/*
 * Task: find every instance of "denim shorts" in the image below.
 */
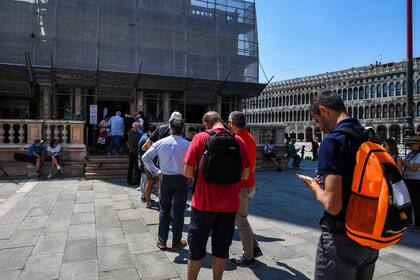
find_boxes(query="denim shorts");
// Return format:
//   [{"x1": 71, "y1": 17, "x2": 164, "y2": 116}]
[{"x1": 188, "y1": 208, "x2": 236, "y2": 260}]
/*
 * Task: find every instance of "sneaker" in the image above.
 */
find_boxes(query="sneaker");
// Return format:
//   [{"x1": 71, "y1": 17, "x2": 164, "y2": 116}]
[
  {"x1": 57, "y1": 165, "x2": 61, "y2": 170},
  {"x1": 156, "y1": 240, "x2": 167, "y2": 250},
  {"x1": 171, "y1": 240, "x2": 187, "y2": 250},
  {"x1": 146, "y1": 203, "x2": 152, "y2": 209},
  {"x1": 230, "y1": 255, "x2": 256, "y2": 267},
  {"x1": 254, "y1": 246, "x2": 263, "y2": 258},
  {"x1": 47, "y1": 173, "x2": 53, "y2": 179},
  {"x1": 140, "y1": 196, "x2": 146, "y2": 203}
]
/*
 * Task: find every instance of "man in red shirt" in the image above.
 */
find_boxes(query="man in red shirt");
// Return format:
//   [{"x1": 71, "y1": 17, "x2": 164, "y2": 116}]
[
  {"x1": 184, "y1": 111, "x2": 250, "y2": 280},
  {"x1": 227, "y1": 111, "x2": 262, "y2": 267}
]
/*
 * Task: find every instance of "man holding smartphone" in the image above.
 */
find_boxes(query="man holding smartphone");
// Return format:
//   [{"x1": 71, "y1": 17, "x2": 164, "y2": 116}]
[{"x1": 299, "y1": 91, "x2": 378, "y2": 280}]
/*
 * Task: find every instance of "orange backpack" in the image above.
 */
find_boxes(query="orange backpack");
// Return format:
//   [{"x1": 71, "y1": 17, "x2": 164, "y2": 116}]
[{"x1": 339, "y1": 127, "x2": 412, "y2": 250}]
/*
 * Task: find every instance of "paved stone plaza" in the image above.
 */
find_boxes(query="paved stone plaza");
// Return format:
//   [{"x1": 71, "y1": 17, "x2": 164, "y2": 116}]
[{"x1": 0, "y1": 161, "x2": 419, "y2": 280}]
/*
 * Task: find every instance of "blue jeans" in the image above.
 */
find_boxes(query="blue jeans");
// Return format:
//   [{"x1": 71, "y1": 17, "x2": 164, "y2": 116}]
[
  {"x1": 158, "y1": 175, "x2": 188, "y2": 244},
  {"x1": 107, "y1": 136, "x2": 122, "y2": 154}
]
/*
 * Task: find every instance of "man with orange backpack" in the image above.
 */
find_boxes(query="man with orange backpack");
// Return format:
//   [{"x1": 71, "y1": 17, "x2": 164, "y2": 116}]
[{"x1": 299, "y1": 91, "x2": 411, "y2": 280}]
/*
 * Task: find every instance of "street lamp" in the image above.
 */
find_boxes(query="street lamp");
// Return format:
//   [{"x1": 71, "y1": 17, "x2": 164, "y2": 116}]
[{"x1": 403, "y1": 0, "x2": 415, "y2": 143}]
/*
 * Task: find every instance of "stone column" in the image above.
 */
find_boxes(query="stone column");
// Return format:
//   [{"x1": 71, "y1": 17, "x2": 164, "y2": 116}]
[
  {"x1": 275, "y1": 127, "x2": 285, "y2": 145},
  {"x1": 386, "y1": 125, "x2": 390, "y2": 139},
  {"x1": 41, "y1": 86, "x2": 52, "y2": 119},
  {"x1": 216, "y1": 95, "x2": 222, "y2": 115},
  {"x1": 74, "y1": 88, "x2": 82, "y2": 116},
  {"x1": 400, "y1": 126, "x2": 404, "y2": 144},
  {"x1": 163, "y1": 92, "x2": 171, "y2": 121},
  {"x1": 129, "y1": 89, "x2": 136, "y2": 115},
  {"x1": 136, "y1": 90, "x2": 144, "y2": 112}
]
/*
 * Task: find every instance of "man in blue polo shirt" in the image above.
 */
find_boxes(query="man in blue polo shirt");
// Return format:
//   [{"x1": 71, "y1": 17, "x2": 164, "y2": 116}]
[
  {"x1": 299, "y1": 91, "x2": 378, "y2": 280},
  {"x1": 28, "y1": 139, "x2": 45, "y2": 177}
]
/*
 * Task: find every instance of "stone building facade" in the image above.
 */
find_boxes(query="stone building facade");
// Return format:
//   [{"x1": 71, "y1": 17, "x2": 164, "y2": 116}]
[{"x1": 244, "y1": 58, "x2": 420, "y2": 144}]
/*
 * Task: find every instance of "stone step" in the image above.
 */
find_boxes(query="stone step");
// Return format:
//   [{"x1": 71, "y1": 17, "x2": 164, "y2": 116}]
[
  {"x1": 87, "y1": 157, "x2": 128, "y2": 163},
  {"x1": 85, "y1": 174, "x2": 127, "y2": 180},
  {"x1": 85, "y1": 170, "x2": 127, "y2": 176},
  {"x1": 85, "y1": 163, "x2": 129, "y2": 169}
]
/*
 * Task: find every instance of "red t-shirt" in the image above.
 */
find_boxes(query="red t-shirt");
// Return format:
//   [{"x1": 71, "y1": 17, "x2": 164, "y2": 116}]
[
  {"x1": 237, "y1": 130, "x2": 256, "y2": 189},
  {"x1": 184, "y1": 128, "x2": 250, "y2": 212}
]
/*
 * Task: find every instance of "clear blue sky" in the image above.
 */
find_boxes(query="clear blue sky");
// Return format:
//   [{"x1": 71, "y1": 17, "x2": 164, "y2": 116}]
[{"x1": 255, "y1": 0, "x2": 420, "y2": 83}]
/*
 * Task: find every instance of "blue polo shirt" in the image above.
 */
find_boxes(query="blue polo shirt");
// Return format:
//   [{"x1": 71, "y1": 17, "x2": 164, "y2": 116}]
[
  {"x1": 28, "y1": 144, "x2": 44, "y2": 160},
  {"x1": 317, "y1": 118, "x2": 365, "y2": 221}
]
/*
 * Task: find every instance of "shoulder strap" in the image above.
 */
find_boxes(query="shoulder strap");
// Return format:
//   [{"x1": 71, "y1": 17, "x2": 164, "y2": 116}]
[
  {"x1": 336, "y1": 126, "x2": 364, "y2": 145},
  {"x1": 205, "y1": 130, "x2": 216, "y2": 136}
]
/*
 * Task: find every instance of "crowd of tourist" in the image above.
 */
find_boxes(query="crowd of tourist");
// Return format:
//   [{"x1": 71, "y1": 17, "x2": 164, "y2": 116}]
[{"x1": 22, "y1": 92, "x2": 420, "y2": 280}]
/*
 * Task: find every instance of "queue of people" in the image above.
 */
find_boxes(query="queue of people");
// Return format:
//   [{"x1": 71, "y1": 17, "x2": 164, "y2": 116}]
[{"x1": 21, "y1": 98, "x2": 420, "y2": 280}]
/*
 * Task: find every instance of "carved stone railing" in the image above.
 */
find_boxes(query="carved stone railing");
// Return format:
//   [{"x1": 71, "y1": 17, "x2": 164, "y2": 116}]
[{"x1": 0, "y1": 119, "x2": 85, "y2": 146}]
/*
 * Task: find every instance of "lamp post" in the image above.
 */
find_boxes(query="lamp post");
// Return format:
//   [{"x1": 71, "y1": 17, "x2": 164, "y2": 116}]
[{"x1": 403, "y1": 0, "x2": 415, "y2": 143}]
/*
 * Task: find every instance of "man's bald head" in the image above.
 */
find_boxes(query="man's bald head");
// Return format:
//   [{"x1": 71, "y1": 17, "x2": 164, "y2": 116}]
[{"x1": 202, "y1": 111, "x2": 222, "y2": 128}]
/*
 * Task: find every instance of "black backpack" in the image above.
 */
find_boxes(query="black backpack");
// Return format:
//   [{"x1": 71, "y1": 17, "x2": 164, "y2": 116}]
[
  {"x1": 14, "y1": 152, "x2": 30, "y2": 162},
  {"x1": 202, "y1": 130, "x2": 242, "y2": 184}
]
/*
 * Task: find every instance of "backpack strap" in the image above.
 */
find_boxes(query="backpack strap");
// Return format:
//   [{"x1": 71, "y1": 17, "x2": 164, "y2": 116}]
[
  {"x1": 205, "y1": 130, "x2": 217, "y2": 136},
  {"x1": 336, "y1": 126, "x2": 365, "y2": 145}
]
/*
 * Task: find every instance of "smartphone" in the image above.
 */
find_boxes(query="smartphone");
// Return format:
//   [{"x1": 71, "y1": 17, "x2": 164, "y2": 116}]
[{"x1": 296, "y1": 173, "x2": 313, "y2": 181}]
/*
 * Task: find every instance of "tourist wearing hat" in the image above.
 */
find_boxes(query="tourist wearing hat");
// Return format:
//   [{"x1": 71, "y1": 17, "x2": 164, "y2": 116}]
[{"x1": 403, "y1": 134, "x2": 420, "y2": 232}]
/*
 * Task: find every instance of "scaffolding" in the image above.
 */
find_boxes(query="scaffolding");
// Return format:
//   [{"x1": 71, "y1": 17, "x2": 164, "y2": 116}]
[{"x1": 0, "y1": 0, "x2": 259, "y2": 83}]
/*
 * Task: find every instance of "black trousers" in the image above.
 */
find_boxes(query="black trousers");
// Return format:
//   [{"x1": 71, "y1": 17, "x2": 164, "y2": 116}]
[
  {"x1": 315, "y1": 232, "x2": 378, "y2": 280},
  {"x1": 405, "y1": 179, "x2": 420, "y2": 227},
  {"x1": 127, "y1": 153, "x2": 139, "y2": 185}
]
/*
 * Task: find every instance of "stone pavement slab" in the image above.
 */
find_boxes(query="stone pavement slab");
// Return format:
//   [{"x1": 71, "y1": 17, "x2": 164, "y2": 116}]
[
  {"x1": 98, "y1": 244, "x2": 135, "y2": 272},
  {"x1": 60, "y1": 259, "x2": 99, "y2": 280},
  {"x1": 0, "y1": 161, "x2": 419, "y2": 279},
  {"x1": 99, "y1": 268, "x2": 140, "y2": 280},
  {"x1": 63, "y1": 238, "x2": 97, "y2": 264},
  {"x1": 19, "y1": 252, "x2": 63, "y2": 280},
  {"x1": 0, "y1": 246, "x2": 33, "y2": 271}
]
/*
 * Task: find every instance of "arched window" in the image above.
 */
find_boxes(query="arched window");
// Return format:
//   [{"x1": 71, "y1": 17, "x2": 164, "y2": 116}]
[
  {"x1": 376, "y1": 84, "x2": 382, "y2": 98},
  {"x1": 383, "y1": 84, "x2": 388, "y2": 97},
  {"x1": 348, "y1": 88, "x2": 352, "y2": 100},
  {"x1": 383, "y1": 104, "x2": 388, "y2": 118},
  {"x1": 371, "y1": 85, "x2": 376, "y2": 98},
  {"x1": 353, "y1": 106, "x2": 358, "y2": 118},
  {"x1": 389, "y1": 82, "x2": 395, "y2": 96},
  {"x1": 359, "y1": 87, "x2": 364, "y2": 99},
  {"x1": 403, "y1": 103, "x2": 406, "y2": 117},
  {"x1": 348, "y1": 107, "x2": 352, "y2": 117},
  {"x1": 365, "y1": 106, "x2": 370, "y2": 119},
  {"x1": 306, "y1": 110, "x2": 309, "y2": 121},
  {"x1": 403, "y1": 81, "x2": 407, "y2": 95},
  {"x1": 396, "y1": 103, "x2": 401, "y2": 117},
  {"x1": 359, "y1": 107, "x2": 364, "y2": 119},
  {"x1": 353, "y1": 87, "x2": 358, "y2": 100},
  {"x1": 306, "y1": 94, "x2": 309, "y2": 104},
  {"x1": 396, "y1": 82, "x2": 401, "y2": 96},
  {"x1": 338, "y1": 89, "x2": 342, "y2": 99},
  {"x1": 389, "y1": 104, "x2": 395, "y2": 117},
  {"x1": 370, "y1": 105, "x2": 376, "y2": 119},
  {"x1": 298, "y1": 95, "x2": 301, "y2": 105},
  {"x1": 310, "y1": 92, "x2": 314, "y2": 102},
  {"x1": 286, "y1": 96, "x2": 289, "y2": 105},
  {"x1": 376, "y1": 105, "x2": 381, "y2": 118},
  {"x1": 365, "y1": 86, "x2": 370, "y2": 99},
  {"x1": 417, "y1": 80, "x2": 420, "y2": 95},
  {"x1": 294, "y1": 95, "x2": 297, "y2": 105},
  {"x1": 293, "y1": 111, "x2": 296, "y2": 121},
  {"x1": 343, "y1": 89, "x2": 347, "y2": 101}
]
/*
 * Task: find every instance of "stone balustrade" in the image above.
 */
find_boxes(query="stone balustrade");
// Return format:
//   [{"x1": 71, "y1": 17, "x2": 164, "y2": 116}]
[{"x1": 0, "y1": 119, "x2": 85, "y2": 147}]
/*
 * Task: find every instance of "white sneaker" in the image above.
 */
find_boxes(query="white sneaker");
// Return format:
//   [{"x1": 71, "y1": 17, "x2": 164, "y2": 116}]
[
  {"x1": 57, "y1": 165, "x2": 61, "y2": 170},
  {"x1": 47, "y1": 174, "x2": 53, "y2": 179}
]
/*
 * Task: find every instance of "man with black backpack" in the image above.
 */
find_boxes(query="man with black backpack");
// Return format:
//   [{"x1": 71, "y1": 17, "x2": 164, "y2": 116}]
[
  {"x1": 299, "y1": 91, "x2": 379, "y2": 280},
  {"x1": 184, "y1": 111, "x2": 250, "y2": 280}
]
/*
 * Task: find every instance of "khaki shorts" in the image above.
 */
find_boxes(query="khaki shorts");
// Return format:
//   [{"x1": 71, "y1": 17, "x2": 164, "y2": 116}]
[{"x1": 145, "y1": 168, "x2": 159, "y2": 182}]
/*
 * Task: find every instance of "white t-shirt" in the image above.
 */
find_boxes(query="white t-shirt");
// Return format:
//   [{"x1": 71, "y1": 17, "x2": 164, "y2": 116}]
[
  {"x1": 47, "y1": 144, "x2": 62, "y2": 156},
  {"x1": 404, "y1": 152, "x2": 420, "y2": 180}
]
